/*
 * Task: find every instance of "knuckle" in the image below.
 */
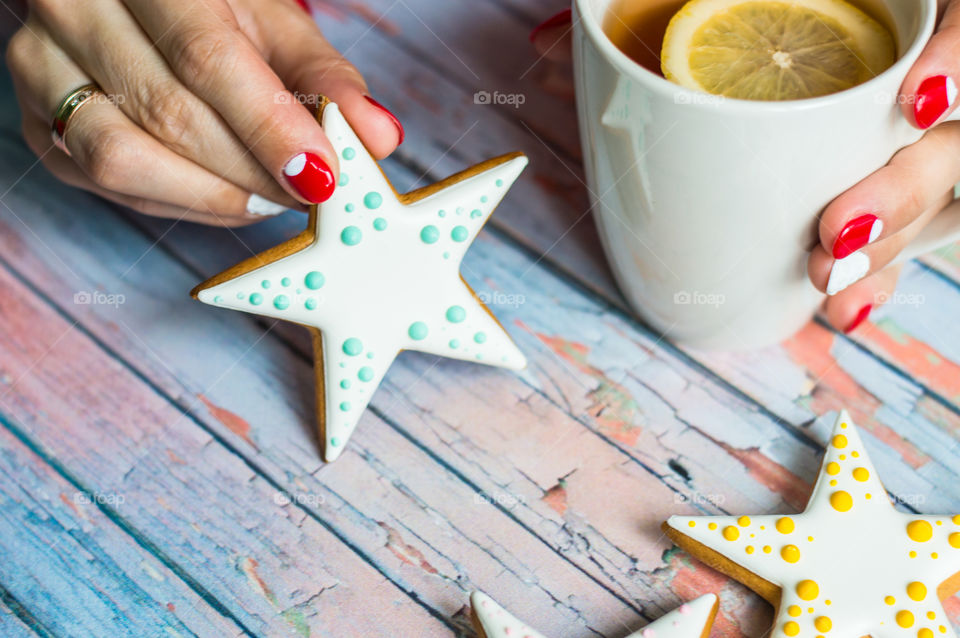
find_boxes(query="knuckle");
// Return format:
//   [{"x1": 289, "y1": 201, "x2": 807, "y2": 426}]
[
  {"x1": 82, "y1": 131, "x2": 137, "y2": 191},
  {"x1": 5, "y1": 28, "x2": 35, "y2": 75},
  {"x1": 136, "y1": 83, "x2": 200, "y2": 151},
  {"x1": 172, "y1": 27, "x2": 240, "y2": 89}
]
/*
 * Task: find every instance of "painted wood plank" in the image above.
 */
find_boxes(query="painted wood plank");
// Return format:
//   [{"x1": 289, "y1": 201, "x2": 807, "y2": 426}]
[
  {"x1": 0, "y1": 598, "x2": 43, "y2": 638},
  {"x1": 0, "y1": 418, "x2": 246, "y2": 637},
  {"x1": 0, "y1": 264, "x2": 452, "y2": 637}
]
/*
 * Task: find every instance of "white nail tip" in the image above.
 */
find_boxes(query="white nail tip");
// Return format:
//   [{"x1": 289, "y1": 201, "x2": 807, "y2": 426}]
[
  {"x1": 868, "y1": 218, "x2": 884, "y2": 244},
  {"x1": 827, "y1": 252, "x2": 870, "y2": 296},
  {"x1": 947, "y1": 76, "x2": 958, "y2": 107},
  {"x1": 283, "y1": 153, "x2": 307, "y2": 177},
  {"x1": 246, "y1": 194, "x2": 288, "y2": 217}
]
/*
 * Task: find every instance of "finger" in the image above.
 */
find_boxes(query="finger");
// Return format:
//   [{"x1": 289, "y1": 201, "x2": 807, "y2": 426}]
[
  {"x1": 823, "y1": 263, "x2": 903, "y2": 334},
  {"x1": 818, "y1": 121, "x2": 960, "y2": 260},
  {"x1": 809, "y1": 190, "x2": 952, "y2": 295},
  {"x1": 250, "y1": 0, "x2": 403, "y2": 159},
  {"x1": 7, "y1": 26, "x2": 258, "y2": 220},
  {"x1": 530, "y1": 9, "x2": 573, "y2": 63},
  {"x1": 900, "y1": 0, "x2": 960, "y2": 128},
  {"x1": 29, "y1": 0, "x2": 299, "y2": 210},
  {"x1": 124, "y1": 0, "x2": 338, "y2": 203}
]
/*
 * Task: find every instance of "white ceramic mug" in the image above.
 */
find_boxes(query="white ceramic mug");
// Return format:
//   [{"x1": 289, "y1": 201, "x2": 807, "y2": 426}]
[{"x1": 573, "y1": 0, "x2": 960, "y2": 349}]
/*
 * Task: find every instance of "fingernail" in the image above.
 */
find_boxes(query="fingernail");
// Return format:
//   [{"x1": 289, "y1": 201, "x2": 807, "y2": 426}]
[
  {"x1": 283, "y1": 152, "x2": 335, "y2": 203},
  {"x1": 914, "y1": 75, "x2": 957, "y2": 129},
  {"x1": 364, "y1": 95, "x2": 405, "y2": 145},
  {"x1": 844, "y1": 304, "x2": 873, "y2": 334},
  {"x1": 833, "y1": 214, "x2": 883, "y2": 259},
  {"x1": 827, "y1": 252, "x2": 870, "y2": 296},
  {"x1": 293, "y1": 0, "x2": 310, "y2": 12},
  {"x1": 529, "y1": 9, "x2": 572, "y2": 43},
  {"x1": 246, "y1": 194, "x2": 288, "y2": 217}
]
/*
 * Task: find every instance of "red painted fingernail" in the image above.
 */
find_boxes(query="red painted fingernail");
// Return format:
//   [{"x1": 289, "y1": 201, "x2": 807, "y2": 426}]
[
  {"x1": 844, "y1": 304, "x2": 873, "y2": 334},
  {"x1": 833, "y1": 214, "x2": 883, "y2": 260},
  {"x1": 293, "y1": 0, "x2": 309, "y2": 12},
  {"x1": 530, "y1": 9, "x2": 572, "y2": 43},
  {"x1": 914, "y1": 75, "x2": 957, "y2": 129},
  {"x1": 283, "y1": 152, "x2": 335, "y2": 203},
  {"x1": 364, "y1": 95, "x2": 404, "y2": 145}
]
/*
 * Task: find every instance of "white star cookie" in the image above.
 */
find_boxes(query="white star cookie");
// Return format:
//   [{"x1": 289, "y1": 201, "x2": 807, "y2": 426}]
[
  {"x1": 469, "y1": 591, "x2": 718, "y2": 638},
  {"x1": 664, "y1": 410, "x2": 960, "y2": 638},
  {"x1": 192, "y1": 99, "x2": 527, "y2": 462}
]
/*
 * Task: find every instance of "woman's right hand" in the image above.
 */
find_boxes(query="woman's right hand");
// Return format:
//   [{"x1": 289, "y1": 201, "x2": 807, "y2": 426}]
[{"x1": 5, "y1": 0, "x2": 404, "y2": 226}]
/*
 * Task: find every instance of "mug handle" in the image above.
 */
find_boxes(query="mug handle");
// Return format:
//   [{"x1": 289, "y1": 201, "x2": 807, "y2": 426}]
[{"x1": 893, "y1": 109, "x2": 960, "y2": 263}]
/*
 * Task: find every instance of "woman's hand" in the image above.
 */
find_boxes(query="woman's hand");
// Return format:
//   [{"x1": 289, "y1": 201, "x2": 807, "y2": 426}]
[
  {"x1": 531, "y1": 1, "x2": 960, "y2": 334},
  {"x1": 5, "y1": 0, "x2": 404, "y2": 226}
]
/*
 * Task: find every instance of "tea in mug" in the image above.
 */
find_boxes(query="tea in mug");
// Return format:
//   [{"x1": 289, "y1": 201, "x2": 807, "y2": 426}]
[{"x1": 604, "y1": 0, "x2": 897, "y2": 100}]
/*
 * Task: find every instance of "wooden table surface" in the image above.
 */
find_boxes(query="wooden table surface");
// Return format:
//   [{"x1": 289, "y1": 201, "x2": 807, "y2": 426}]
[{"x1": 3, "y1": 1, "x2": 960, "y2": 636}]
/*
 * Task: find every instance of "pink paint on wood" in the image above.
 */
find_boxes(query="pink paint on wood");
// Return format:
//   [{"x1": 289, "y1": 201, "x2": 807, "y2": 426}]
[
  {"x1": 198, "y1": 395, "x2": 257, "y2": 449},
  {"x1": 378, "y1": 522, "x2": 438, "y2": 574},
  {"x1": 720, "y1": 443, "x2": 811, "y2": 513}
]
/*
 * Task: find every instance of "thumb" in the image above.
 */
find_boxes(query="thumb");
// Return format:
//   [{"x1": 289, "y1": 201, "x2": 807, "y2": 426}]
[
  {"x1": 256, "y1": 4, "x2": 404, "y2": 159},
  {"x1": 901, "y1": 0, "x2": 960, "y2": 129}
]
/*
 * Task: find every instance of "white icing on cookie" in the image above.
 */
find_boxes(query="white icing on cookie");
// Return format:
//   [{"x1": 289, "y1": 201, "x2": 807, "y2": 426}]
[
  {"x1": 470, "y1": 591, "x2": 717, "y2": 638},
  {"x1": 666, "y1": 410, "x2": 960, "y2": 637},
  {"x1": 196, "y1": 103, "x2": 527, "y2": 461}
]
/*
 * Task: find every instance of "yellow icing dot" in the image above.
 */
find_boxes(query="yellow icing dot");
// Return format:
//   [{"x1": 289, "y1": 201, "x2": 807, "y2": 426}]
[
  {"x1": 796, "y1": 580, "x2": 819, "y2": 601},
  {"x1": 830, "y1": 491, "x2": 853, "y2": 512},
  {"x1": 738, "y1": 516, "x2": 751, "y2": 527},
  {"x1": 829, "y1": 480, "x2": 838, "y2": 487},
  {"x1": 839, "y1": 454, "x2": 847, "y2": 460},
  {"x1": 763, "y1": 546, "x2": 772, "y2": 553},
  {"x1": 927, "y1": 612, "x2": 937, "y2": 620},
  {"x1": 896, "y1": 610, "x2": 915, "y2": 628},
  {"x1": 885, "y1": 596, "x2": 896, "y2": 605},
  {"x1": 784, "y1": 621, "x2": 800, "y2": 637},
  {"x1": 746, "y1": 546, "x2": 755, "y2": 554},
  {"x1": 708, "y1": 522, "x2": 718, "y2": 530},
  {"x1": 841, "y1": 422, "x2": 848, "y2": 429},
  {"x1": 932, "y1": 552, "x2": 939, "y2": 559},
  {"x1": 919, "y1": 629, "x2": 934, "y2": 638},
  {"x1": 907, "y1": 582, "x2": 927, "y2": 601},
  {"x1": 688, "y1": 521, "x2": 696, "y2": 528},
  {"x1": 776, "y1": 517, "x2": 795, "y2": 534},
  {"x1": 941, "y1": 626, "x2": 948, "y2": 634},
  {"x1": 954, "y1": 515, "x2": 960, "y2": 525},
  {"x1": 832, "y1": 434, "x2": 848, "y2": 449},
  {"x1": 723, "y1": 525, "x2": 740, "y2": 541},
  {"x1": 826, "y1": 462, "x2": 841, "y2": 476},
  {"x1": 949, "y1": 532, "x2": 960, "y2": 548},
  {"x1": 910, "y1": 551, "x2": 918, "y2": 558},
  {"x1": 852, "y1": 467, "x2": 869, "y2": 482},
  {"x1": 825, "y1": 600, "x2": 831, "y2": 605},
  {"x1": 814, "y1": 617, "x2": 832, "y2": 632},
  {"x1": 907, "y1": 520, "x2": 934, "y2": 542},
  {"x1": 865, "y1": 494, "x2": 873, "y2": 500},
  {"x1": 937, "y1": 521, "x2": 943, "y2": 526},
  {"x1": 852, "y1": 451, "x2": 860, "y2": 457},
  {"x1": 781, "y1": 545, "x2": 801, "y2": 563},
  {"x1": 787, "y1": 605, "x2": 801, "y2": 617},
  {"x1": 808, "y1": 536, "x2": 814, "y2": 542}
]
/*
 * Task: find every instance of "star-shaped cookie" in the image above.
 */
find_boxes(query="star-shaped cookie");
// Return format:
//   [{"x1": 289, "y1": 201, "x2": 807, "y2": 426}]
[
  {"x1": 470, "y1": 591, "x2": 718, "y2": 638},
  {"x1": 664, "y1": 410, "x2": 960, "y2": 637},
  {"x1": 192, "y1": 99, "x2": 527, "y2": 461}
]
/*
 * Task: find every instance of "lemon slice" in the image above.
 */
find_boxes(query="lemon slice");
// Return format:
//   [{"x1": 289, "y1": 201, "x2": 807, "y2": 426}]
[{"x1": 661, "y1": 0, "x2": 896, "y2": 100}]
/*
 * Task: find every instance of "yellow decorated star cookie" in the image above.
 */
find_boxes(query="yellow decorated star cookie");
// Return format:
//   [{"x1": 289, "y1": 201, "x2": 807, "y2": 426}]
[
  {"x1": 664, "y1": 410, "x2": 960, "y2": 638},
  {"x1": 192, "y1": 99, "x2": 527, "y2": 462},
  {"x1": 470, "y1": 591, "x2": 718, "y2": 638}
]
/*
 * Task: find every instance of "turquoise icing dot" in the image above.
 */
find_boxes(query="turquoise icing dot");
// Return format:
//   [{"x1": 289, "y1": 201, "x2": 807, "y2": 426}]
[
  {"x1": 481, "y1": 195, "x2": 488, "y2": 203},
  {"x1": 345, "y1": 203, "x2": 355, "y2": 213},
  {"x1": 476, "y1": 353, "x2": 483, "y2": 360},
  {"x1": 338, "y1": 173, "x2": 349, "y2": 186},
  {"x1": 342, "y1": 147, "x2": 356, "y2": 160},
  {"x1": 420, "y1": 225, "x2": 439, "y2": 244},
  {"x1": 473, "y1": 332, "x2": 487, "y2": 344},
  {"x1": 364, "y1": 191, "x2": 383, "y2": 209},
  {"x1": 339, "y1": 401, "x2": 351, "y2": 412},
  {"x1": 358, "y1": 366, "x2": 374, "y2": 382},
  {"x1": 213, "y1": 295, "x2": 223, "y2": 304},
  {"x1": 343, "y1": 338, "x2": 363, "y2": 356},
  {"x1": 373, "y1": 217, "x2": 387, "y2": 231},
  {"x1": 449, "y1": 339, "x2": 460, "y2": 349},
  {"x1": 341, "y1": 226, "x2": 362, "y2": 246},
  {"x1": 305, "y1": 271, "x2": 325, "y2": 290},
  {"x1": 445, "y1": 305, "x2": 466, "y2": 323},
  {"x1": 408, "y1": 321, "x2": 428, "y2": 340},
  {"x1": 261, "y1": 280, "x2": 271, "y2": 289},
  {"x1": 456, "y1": 207, "x2": 465, "y2": 215},
  {"x1": 451, "y1": 226, "x2": 468, "y2": 242},
  {"x1": 438, "y1": 209, "x2": 446, "y2": 218},
  {"x1": 340, "y1": 379, "x2": 351, "y2": 389},
  {"x1": 339, "y1": 362, "x2": 345, "y2": 368},
  {"x1": 442, "y1": 252, "x2": 450, "y2": 260},
  {"x1": 305, "y1": 298, "x2": 318, "y2": 310},
  {"x1": 470, "y1": 209, "x2": 482, "y2": 219},
  {"x1": 236, "y1": 292, "x2": 244, "y2": 299},
  {"x1": 366, "y1": 352, "x2": 374, "y2": 359},
  {"x1": 249, "y1": 293, "x2": 263, "y2": 306},
  {"x1": 331, "y1": 437, "x2": 340, "y2": 446},
  {"x1": 281, "y1": 277, "x2": 291, "y2": 287},
  {"x1": 496, "y1": 179, "x2": 504, "y2": 187},
  {"x1": 273, "y1": 295, "x2": 290, "y2": 310}
]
